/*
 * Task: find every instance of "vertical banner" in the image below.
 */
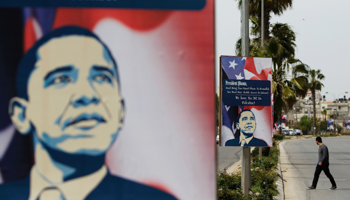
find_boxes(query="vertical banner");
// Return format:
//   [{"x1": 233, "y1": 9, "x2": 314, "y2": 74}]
[
  {"x1": 0, "y1": 1, "x2": 215, "y2": 200},
  {"x1": 220, "y1": 56, "x2": 273, "y2": 147},
  {"x1": 282, "y1": 115, "x2": 287, "y2": 129},
  {"x1": 327, "y1": 119, "x2": 335, "y2": 130},
  {"x1": 345, "y1": 120, "x2": 350, "y2": 130}
]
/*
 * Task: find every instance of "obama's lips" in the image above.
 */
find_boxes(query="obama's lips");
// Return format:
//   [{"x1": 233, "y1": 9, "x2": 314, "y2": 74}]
[{"x1": 62, "y1": 113, "x2": 106, "y2": 131}]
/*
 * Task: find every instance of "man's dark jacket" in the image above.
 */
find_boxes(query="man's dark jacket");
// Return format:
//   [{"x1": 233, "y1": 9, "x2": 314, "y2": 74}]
[
  {"x1": 0, "y1": 172, "x2": 177, "y2": 200},
  {"x1": 225, "y1": 137, "x2": 268, "y2": 147}
]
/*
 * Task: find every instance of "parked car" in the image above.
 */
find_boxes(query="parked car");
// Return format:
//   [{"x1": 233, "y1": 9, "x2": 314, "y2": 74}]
[
  {"x1": 295, "y1": 129, "x2": 302, "y2": 135},
  {"x1": 282, "y1": 129, "x2": 289, "y2": 135},
  {"x1": 288, "y1": 129, "x2": 296, "y2": 136},
  {"x1": 282, "y1": 129, "x2": 295, "y2": 136}
]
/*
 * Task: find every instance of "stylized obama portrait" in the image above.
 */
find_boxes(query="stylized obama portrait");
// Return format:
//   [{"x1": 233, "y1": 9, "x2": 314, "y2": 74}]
[
  {"x1": 0, "y1": 26, "x2": 176, "y2": 200},
  {"x1": 225, "y1": 110, "x2": 268, "y2": 147}
]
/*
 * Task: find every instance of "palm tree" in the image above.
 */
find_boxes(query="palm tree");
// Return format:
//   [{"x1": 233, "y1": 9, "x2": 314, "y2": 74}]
[
  {"x1": 265, "y1": 23, "x2": 296, "y2": 67},
  {"x1": 308, "y1": 69, "x2": 325, "y2": 135},
  {"x1": 273, "y1": 59, "x2": 309, "y2": 134},
  {"x1": 322, "y1": 109, "x2": 327, "y2": 121},
  {"x1": 237, "y1": 22, "x2": 303, "y2": 107},
  {"x1": 236, "y1": 22, "x2": 296, "y2": 61},
  {"x1": 236, "y1": 22, "x2": 308, "y2": 135},
  {"x1": 264, "y1": 25, "x2": 308, "y2": 134},
  {"x1": 237, "y1": 0, "x2": 293, "y2": 42}
]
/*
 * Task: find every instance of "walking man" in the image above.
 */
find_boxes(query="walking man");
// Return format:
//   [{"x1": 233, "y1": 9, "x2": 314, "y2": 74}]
[{"x1": 307, "y1": 137, "x2": 337, "y2": 190}]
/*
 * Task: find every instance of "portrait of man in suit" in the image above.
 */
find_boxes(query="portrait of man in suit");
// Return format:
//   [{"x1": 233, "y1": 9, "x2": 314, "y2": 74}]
[
  {"x1": 225, "y1": 109, "x2": 268, "y2": 147},
  {"x1": 0, "y1": 26, "x2": 176, "y2": 200}
]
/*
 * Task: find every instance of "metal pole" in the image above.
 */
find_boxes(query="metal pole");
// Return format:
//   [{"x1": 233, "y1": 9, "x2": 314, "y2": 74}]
[
  {"x1": 241, "y1": 0, "x2": 249, "y2": 57},
  {"x1": 259, "y1": 0, "x2": 264, "y2": 162},
  {"x1": 241, "y1": 0, "x2": 251, "y2": 196},
  {"x1": 242, "y1": 147, "x2": 251, "y2": 195},
  {"x1": 261, "y1": 0, "x2": 264, "y2": 47}
]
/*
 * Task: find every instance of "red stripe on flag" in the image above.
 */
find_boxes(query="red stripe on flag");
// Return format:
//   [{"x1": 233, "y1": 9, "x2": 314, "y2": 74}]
[
  {"x1": 52, "y1": 9, "x2": 173, "y2": 32},
  {"x1": 244, "y1": 57, "x2": 272, "y2": 80},
  {"x1": 23, "y1": 18, "x2": 37, "y2": 52}
]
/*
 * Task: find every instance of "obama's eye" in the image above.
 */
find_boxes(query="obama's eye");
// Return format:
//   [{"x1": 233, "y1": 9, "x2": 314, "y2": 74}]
[
  {"x1": 52, "y1": 76, "x2": 73, "y2": 84},
  {"x1": 46, "y1": 75, "x2": 73, "y2": 87},
  {"x1": 93, "y1": 74, "x2": 112, "y2": 84},
  {"x1": 44, "y1": 66, "x2": 77, "y2": 88}
]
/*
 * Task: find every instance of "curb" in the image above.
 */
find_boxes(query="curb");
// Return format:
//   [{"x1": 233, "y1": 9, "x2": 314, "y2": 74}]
[
  {"x1": 274, "y1": 141, "x2": 284, "y2": 200},
  {"x1": 225, "y1": 147, "x2": 255, "y2": 174}
]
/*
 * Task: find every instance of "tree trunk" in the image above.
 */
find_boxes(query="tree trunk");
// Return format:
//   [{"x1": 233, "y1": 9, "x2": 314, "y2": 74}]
[
  {"x1": 279, "y1": 114, "x2": 282, "y2": 136},
  {"x1": 263, "y1": 7, "x2": 270, "y2": 42},
  {"x1": 313, "y1": 90, "x2": 317, "y2": 135}
]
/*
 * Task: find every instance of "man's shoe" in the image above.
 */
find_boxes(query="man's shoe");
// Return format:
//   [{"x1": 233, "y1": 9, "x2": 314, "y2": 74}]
[
  {"x1": 306, "y1": 186, "x2": 316, "y2": 190},
  {"x1": 330, "y1": 186, "x2": 337, "y2": 190}
]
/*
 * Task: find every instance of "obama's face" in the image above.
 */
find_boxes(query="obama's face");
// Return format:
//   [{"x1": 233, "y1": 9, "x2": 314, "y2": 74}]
[
  {"x1": 237, "y1": 110, "x2": 256, "y2": 135},
  {"x1": 10, "y1": 35, "x2": 124, "y2": 155}
]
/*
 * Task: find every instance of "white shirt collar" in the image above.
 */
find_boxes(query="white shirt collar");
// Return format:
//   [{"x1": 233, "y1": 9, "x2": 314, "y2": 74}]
[
  {"x1": 29, "y1": 165, "x2": 107, "y2": 200},
  {"x1": 239, "y1": 132, "x2": 253, "y2": 146}
]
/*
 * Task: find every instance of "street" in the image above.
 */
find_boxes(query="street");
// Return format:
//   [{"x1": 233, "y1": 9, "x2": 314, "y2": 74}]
[
  {"x1": 280, "y1": 136, "x2": 350, "y2": 200},
  {"x1": 217, "y1": 146, "x2": 242, "y2": 173}
]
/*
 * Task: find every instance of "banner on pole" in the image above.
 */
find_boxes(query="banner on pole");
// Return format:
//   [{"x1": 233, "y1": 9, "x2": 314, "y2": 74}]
[
  {"x1": 281, "y1": 115, "x2": 287, "y2": 129},
  {"x1": 0, "y1": 1, "x2": 215, "y2": 199},
  {"x1": 220, "y1": 56, "x2": 273, "y2": 147},
  {"x1": 345, "y1": 120, "x2": 350, "y2": 130},
  {"x1": 327, "y1": 119, "x2": 335, "y2": 130}
]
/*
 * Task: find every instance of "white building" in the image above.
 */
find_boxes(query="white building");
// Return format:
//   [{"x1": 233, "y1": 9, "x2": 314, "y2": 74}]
[{"x1": 287, "y1": 91, "x2": 350, "y2": 125}]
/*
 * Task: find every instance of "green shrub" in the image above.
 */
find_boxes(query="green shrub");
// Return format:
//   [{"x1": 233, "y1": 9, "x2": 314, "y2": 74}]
[
  {"x1": 273, "y1": 134, "x2": 284, "y2": 140},
  {"x1": 217, "y1": 170, "x2": 246, "y2": 200},
  {"x1": 217, "y1": 141, "x2": 279, "y2": 199},
  {"x1": 336, "y1": 124, "x2": 343, "y2": 133},
  {"x1": 319, "y1": 121, "x2": 327, "y2": 131},
  {"x1": 251, "y1": 170, "x2": 279, "y2": 199}
]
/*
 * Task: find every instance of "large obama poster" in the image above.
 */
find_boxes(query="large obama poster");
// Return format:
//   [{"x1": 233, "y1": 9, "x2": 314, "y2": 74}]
[
  {"x1": 0, "y1": 1, "x2": 215, "y2": 200},
  {"x1": 220, "y1": 56, "x2": 273, "y2": 147}
]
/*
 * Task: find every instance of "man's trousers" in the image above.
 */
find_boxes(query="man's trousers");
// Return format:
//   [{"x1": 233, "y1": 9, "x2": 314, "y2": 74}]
[{"x1": 312, "y1": 163, "x2": 336, "y2": 188}]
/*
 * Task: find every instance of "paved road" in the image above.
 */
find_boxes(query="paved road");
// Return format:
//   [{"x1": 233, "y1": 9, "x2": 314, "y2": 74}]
[
  {"x1": 280, "y1": 136, "x2": 350, "y2": 200},
  {"x1": 217, "y1": 146, "x2": 242, "y2": 173}
]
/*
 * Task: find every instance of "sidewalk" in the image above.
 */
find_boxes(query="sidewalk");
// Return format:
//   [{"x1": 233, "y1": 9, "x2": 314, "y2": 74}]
[
  {"x1": 279, "y1": 136, "x2": 350, "y2": 200},
  {"x1": 279, "y1": 140, "x2": 308, "y2": 200}
]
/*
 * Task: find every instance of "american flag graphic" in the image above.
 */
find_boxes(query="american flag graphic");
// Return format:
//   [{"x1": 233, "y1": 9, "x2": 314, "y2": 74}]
[
  {"x1": 327, "y1": 119, "x2": 335, "y2": 130},
  {"x1": 345, "y1": 120, "x2": 350, "y2": 130},
  {"x1": 221, "y1": 56, "x2": 273, "y2": 147},
  {"x1": 282, "y1": 115, "x2": 287, "y2": 129}
]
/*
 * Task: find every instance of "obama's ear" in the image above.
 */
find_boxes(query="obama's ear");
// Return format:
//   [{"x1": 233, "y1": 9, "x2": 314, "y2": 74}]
[
  {"x1": 9, "y1": 97, "x2": 31, "y2": 134},
  {"x1": 118, "y1": 98, "x2": 125, "y2": 127},
  {"x1": 235, "y1": 122, "x2": 240, "y2": 130}
]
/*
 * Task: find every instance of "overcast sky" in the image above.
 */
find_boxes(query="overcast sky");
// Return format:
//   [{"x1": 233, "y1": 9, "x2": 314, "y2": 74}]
[{"x1": 216, "y1": 0, "x2": 350, "y2": 101}]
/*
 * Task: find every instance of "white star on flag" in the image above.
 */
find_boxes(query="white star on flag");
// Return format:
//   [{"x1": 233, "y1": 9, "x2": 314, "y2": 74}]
[
  {"x1": 241, "y1": 57, "x2": 246, "y2": 61},
  {"x1": 229, "y1": 60, "x2": 238, "y2": 69},
  {"x1": 235, "y1": 73, "x2": 244, "y2": 80}
]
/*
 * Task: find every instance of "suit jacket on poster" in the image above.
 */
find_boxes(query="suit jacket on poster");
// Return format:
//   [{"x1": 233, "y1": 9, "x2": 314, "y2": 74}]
[
  {"x1": 0, "y1": 173, "x2": 177, "y2": 200},
  {"x1": 225, "y1": 137, "x2": 268, "y2": 147}
]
